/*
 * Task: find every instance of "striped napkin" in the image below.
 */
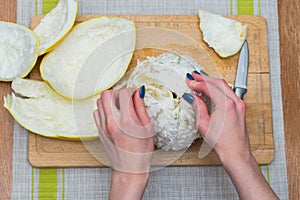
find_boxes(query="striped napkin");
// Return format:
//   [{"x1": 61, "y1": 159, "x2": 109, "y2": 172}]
[{"x1": 13, "y1": 0, "x2": 288, "y2": 199}]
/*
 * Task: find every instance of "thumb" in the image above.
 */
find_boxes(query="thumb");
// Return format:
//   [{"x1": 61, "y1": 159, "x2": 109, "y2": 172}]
[
  {"x1": 182, "y1": 93, "x2": 210, "y2": 137},
  {"x1": 93, "y1": 110, "x2": 101, "y2": 128},
  {"x1": 133, "y1": 85, "x2": 151, "y2": 126}
]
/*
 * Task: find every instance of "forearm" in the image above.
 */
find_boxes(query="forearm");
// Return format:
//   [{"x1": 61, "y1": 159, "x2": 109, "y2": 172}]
[
  {"x1": 221, "y1": 152, "x2": 278, "y2": 200},
  {"x1": 109, "y1": 170, "x2": 149, "y2": 200}
]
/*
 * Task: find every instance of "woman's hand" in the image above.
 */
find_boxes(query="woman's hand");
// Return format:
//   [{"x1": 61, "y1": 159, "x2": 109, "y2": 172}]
[
  {"x1": 183, "y1": 71, "x2": 278, "y2": 200},
  {"x1": 94, "y1": 86, "x2": 154, "y2": 200},
  {"x1": 184, "y1": 72, "x2": 250, "y2": 163}
]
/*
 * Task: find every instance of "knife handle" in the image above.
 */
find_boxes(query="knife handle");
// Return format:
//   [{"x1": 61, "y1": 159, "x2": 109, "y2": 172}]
[{"x1": 235, "y1": 87, "x2": 247, "y2": 99}]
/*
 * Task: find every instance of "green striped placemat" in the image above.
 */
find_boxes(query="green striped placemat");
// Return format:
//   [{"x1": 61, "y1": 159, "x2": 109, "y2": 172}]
[{"x1": 13, "y1": 0, "x2": 288, "y2": 199}]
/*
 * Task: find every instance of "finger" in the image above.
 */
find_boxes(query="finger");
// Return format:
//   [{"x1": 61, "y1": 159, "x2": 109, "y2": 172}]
[
  {"x1": 101, "y1": 90, "x2": 117, "y2": 121},
  {"x1": 191, "y1": 71, "x2": 206, "y2": 81},
  {"x1": 187, "y1": 75, "x2": 234, "y2": 107},
  {"x1": 118, "y1": 88, "x2": 142, "y2": 126},
  {"x1": 117, "y1": 87, "x2": 154, "y2": 138},
  {"x1": 93, "y1": 109, "x2": 108, "y2": 138},
  {"x1": 93, "y1": 109, "x2": 110, "y2": 143},
  {"x1": 222, "y1": 81, "x2": 242, "y2": 102},
  {"x1": 186, "y1": 80, "x2": 211, "y2": 98},
  {"x1": 182, "y1": 93, "x2": 210, "y2": 136},
  {"x1": 191, "y1": 72, "x2": 226, "y2": 87},
  {"x1": 192, "y1": 73, "x2": 241, "y2": 102},
  {"x1": 191, "y1": 72, "x2": 214, "y2": 83},
  {"x1": 133, "y1": 86, "x2": 151, "y2": 126},
  {"x1": 186, "y1": 77, "x2": 225, "y2": 106},
  {"x1": 101, "y1": 90, "x2": 120, "y2": 134},
  {"x1": 206, "y1": 78, "x2": 241, "y2": 102},
  {"x1": 96, "y1": 99, "x2": 107, "y2": 130},
  {"x1": 95, "y1": 98, "x2": 112, "y2": 139},
  {"x1": 191, "y1": 73, "x2": 231, "y2": 93},
  {"x1": 186, "y1": 73, "x2": 212, "y2": 96},
  {"x1": 93, "y1": 110, "x2": 101, "y2": 128},
  {"x1": 193, "y1": 95, "x2": 211, "y2": 137}
]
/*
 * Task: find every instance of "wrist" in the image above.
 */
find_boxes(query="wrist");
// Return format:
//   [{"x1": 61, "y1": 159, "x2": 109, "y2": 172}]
[
  {"x1": 219, "y1": 151, "x2": 279, "y2": 199},
  {"x1": 219, "y1": 149, "x2": 254, "y2": 172},
  {"x1": 112, "y1": 170, "x2": 150, "y2": 185},
  {"x1": 110, "y1": 170, "x2": 150, "y2": 200}
]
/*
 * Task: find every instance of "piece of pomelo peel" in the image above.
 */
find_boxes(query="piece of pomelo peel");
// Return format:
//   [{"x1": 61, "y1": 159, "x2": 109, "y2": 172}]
[
  {"x1": 0, "y1": 21, "x2": 39, "y2": 81},
  {"x1": 199, "y1": 9, "x2": 248, "y2": 58},
  {"x1": 3, "y1": 16, "x2": 136, "y2": 141},
  {"x1": 40, "y1": 16, "x2": 136, "y2": 100},
  {"x1": 3, "y1": 78, "x2": 98, "y2": 140},
  {"x1": 33, "y1": 0, "x2": 78, "y2": 55}
]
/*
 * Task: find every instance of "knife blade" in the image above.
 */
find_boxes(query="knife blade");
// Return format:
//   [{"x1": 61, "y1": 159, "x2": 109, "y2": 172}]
[{"x1": 234, "y1": 41, "x2": 249, "y2": 99}]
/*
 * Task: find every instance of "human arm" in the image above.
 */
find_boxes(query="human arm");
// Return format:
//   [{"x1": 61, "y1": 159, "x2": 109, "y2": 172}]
[
  {"x1": 183, "y1": 72, "x2": 278, "y2": 200},
  {"x1": 93, "y1": 86, "x2": 154, "y2": 200},
  {"x1": 109, "y1": 171, "x2": 150, "y2": 200}
]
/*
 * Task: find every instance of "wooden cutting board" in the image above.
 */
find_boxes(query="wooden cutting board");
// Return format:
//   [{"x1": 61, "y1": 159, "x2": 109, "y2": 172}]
[{"x1": 28, "y1": 15, "x2": 274, "y2": 167}]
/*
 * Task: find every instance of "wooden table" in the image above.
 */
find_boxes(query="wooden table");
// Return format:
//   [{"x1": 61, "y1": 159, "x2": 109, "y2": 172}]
[{"x1": 0, "y1": 1, "x2": 299, "y2": 199}]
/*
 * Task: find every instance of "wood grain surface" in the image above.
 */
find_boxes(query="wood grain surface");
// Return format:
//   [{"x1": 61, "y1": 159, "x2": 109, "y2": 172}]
[
  {"x1": 278, "y1": 0, "x2": 300, "y2": 199},
  {"x1": 0, "y1": 1, "x2": 16, "y2": 199},
  {"x1": 28, "y1": 14, "x2": 274, "y2": 167},
  {"x1": 0, "y1": 1, "x2": 299, "y2": 199}
]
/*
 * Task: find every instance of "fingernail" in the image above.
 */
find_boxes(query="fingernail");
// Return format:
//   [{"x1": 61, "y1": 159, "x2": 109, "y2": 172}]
[
  {"x1": 139, "y1": 85, "x2": 145, "y2": 99},
  {"x1": 182, "y1": 93, "x2": 195, "y2": 104},
  {"x1": 200, "y1": 70, "x2": 209, "y2": 76},
  {"x1": 186, "y1": 73, "x2": 194, "y2": 80},
  {"x1": 193, "y1": 70, "x2": 201, "y2": 75}
]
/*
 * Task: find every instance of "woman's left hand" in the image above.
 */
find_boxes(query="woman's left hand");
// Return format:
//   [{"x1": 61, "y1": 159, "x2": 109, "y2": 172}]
[
  {"x1": 94, "y1": 87, "x2": 154, "y2": 200},
  {"x1": 93, "y1": 87, "x2": 154, "y2": 173}
]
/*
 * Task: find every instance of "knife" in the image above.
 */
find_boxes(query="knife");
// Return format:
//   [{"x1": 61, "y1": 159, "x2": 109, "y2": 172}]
[{"x1": 234, "y1": 41, "x2": 249, "y2": 99}]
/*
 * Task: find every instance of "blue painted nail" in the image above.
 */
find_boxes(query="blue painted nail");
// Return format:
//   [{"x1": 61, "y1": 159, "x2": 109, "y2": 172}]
[
  {"x1": 186, "y1": 73, "x2": 194, "y2": 80},
  {"x1": 139, "y1": 85, "x2": 145, "y2": 99},
  {"x1": 193, "y1": 70, "x2": 201, "y2": 75},
  {"x1": 200, "y1": 70, "x2": 209, "y2": 76},
  {"x1": 182, "y1": 93, "x2": 195, "y2": 104}
]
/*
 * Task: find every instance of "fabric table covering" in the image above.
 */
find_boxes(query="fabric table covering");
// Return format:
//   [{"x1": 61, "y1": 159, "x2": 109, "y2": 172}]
[{"x1": 12, "y1": 0, "x2": 288, "y2": 199}]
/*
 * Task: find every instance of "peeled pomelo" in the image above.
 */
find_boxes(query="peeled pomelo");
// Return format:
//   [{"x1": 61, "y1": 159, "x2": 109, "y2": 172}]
[
  {"x1": 33, "y1": 0, "x2": 78, "y2": 55},
  {"x1": 199, "y1": 9, "x2": 248, "y2": 58},
  {"x1": 115, "y1": 53, "x2": 202, "y2": 151},
  {"x1": 0, "y1": 21, "x2": 39, "y2": 81},
  {"x1": 40, "y1": 16, "x2": 136, "y2": 99},
  {"x1": 3, "y1": 78, "x2": 98, "y2": 140}
]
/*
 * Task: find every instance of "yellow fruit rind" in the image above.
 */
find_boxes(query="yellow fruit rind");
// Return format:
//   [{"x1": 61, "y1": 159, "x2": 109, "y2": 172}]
[
  {"x1": 3, "y1": 94, "x2": 98, "y2": 141},
  {"x1": 40, "y1": 16, "x2": 136, "y2": 100},
  {"x1": 0, "y1": 22, "x2": 40, "y2": 82},
  {"x1": 37, "y1": 0, "x2": 79, "y2": 55}
]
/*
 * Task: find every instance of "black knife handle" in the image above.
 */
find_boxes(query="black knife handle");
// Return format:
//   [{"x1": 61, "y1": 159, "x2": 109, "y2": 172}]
[{"x1": 235, "y1": 87, "x2": 247, "y2": 99}]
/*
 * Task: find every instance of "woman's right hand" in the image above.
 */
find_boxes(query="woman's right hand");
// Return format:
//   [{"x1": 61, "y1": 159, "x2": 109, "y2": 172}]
[
  {"x1": 183, "y1": 71, "x2": 251, "y2": 163},
  {"x1": 183, "y1": 72, "x2": 279, "y2": 199}
]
